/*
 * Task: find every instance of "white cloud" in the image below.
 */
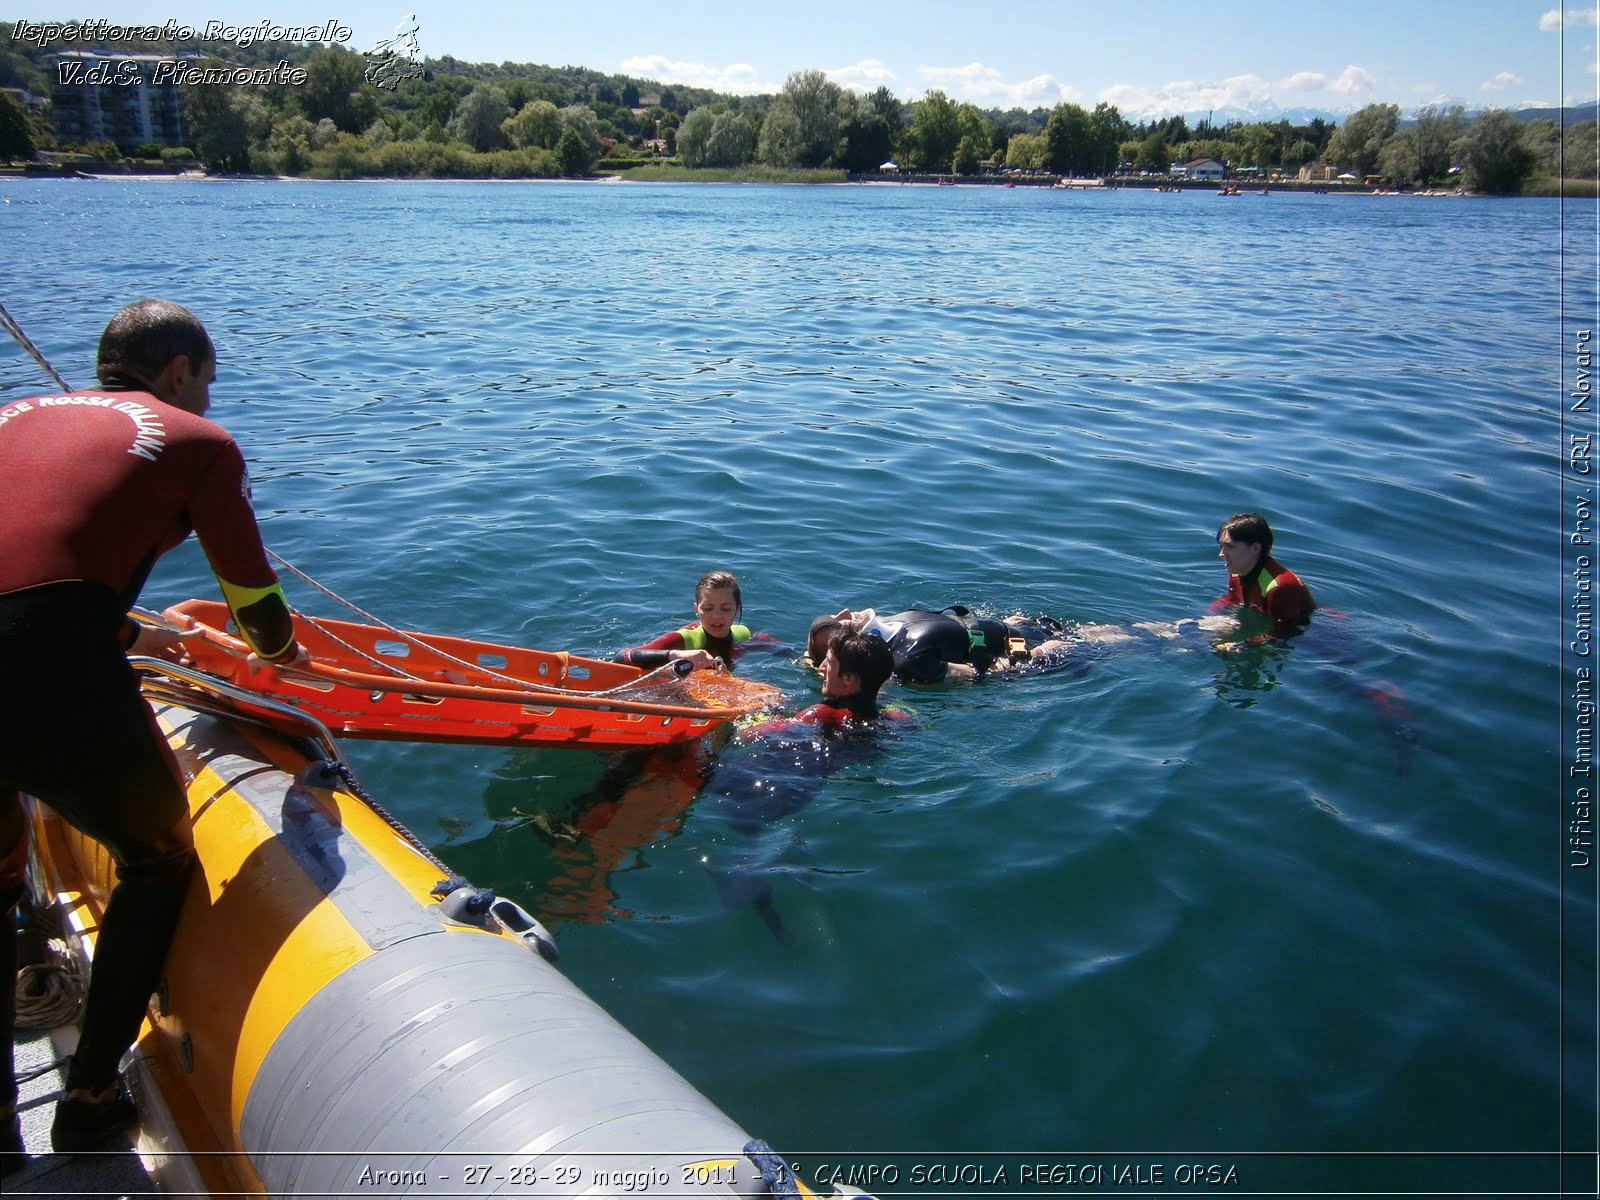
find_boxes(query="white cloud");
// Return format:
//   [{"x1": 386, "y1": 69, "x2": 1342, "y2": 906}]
[
  {"x1": 619, "y1": 54, "x2": 773, "y2": 95},
  {"x1": 1097, "y1": 64, "x2": 1388, "y2": 120},
  {"x1": 1099, "y1": 73, "x2": 1275, "y2": 118},
  {"x1": 825, "y1": 59, "x2": 897, "y2": 92},
  {"x1": 1330, "y1": 65, "x2": 1378, "y2": 96},
  {"x1": 914, "y1": 61, "x2": 1078, "y2": 106},
  {"x1": 1278, "y1": 71, "x2": 1329, "y2": 91},
  {"x1": 1481, "y1": 70, "x2": 1524, "y2": 91},
  {"x1": 1541, "y1": 7, "x2": 1600, "y2": 31}
]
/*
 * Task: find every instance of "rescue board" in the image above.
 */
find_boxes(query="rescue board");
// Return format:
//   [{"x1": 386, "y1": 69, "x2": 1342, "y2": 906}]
[{"x1": 161, "y1": 599, "x2": 781, "y2": 750}]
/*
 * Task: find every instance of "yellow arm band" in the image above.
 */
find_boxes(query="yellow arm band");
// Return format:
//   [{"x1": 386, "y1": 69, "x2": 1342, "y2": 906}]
[{"x1": 217, "y1": 577, "x2": 297, "y2": 660}]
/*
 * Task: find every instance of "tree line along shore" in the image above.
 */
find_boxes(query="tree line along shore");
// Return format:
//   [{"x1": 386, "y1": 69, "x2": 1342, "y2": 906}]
[{"x1": 2, "y1": 30, "x2": 1594, "y2": 195}]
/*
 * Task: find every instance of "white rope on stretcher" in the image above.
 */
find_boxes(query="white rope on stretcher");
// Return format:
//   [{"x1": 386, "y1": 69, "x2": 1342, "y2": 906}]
[{"x1": 264, "y1": 550, "x2": 692, "y2": 698}]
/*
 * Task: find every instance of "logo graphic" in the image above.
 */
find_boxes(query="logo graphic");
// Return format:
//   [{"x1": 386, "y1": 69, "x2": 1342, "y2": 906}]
[{"x1": 364, "y1": 12, "x2": 425, "y2": 90}]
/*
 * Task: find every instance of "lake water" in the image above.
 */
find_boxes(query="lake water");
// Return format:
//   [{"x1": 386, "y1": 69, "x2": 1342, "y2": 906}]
[{"x1": 2, "y1": 177, "x2": 1592, "y2": 1197}]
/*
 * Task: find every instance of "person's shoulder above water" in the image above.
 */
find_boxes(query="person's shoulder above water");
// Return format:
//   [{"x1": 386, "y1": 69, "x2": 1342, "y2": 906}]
[
  {"x1": 617, "y1": 569, "x2": 785, "y2": 670},
  {"x1": 742, "y1": 627, "x2": 896, "y2": 739},
  {"x1": 1211, "y1": 511, "x2": 1315, "y2": 644}
]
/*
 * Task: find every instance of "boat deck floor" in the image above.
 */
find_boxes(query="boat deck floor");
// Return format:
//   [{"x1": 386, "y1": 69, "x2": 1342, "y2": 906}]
[{"x1": 7, "y1": 1025, "x2": 160, "y2": 1194}]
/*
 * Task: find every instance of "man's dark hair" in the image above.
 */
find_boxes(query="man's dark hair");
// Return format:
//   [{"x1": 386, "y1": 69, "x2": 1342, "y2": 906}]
[
  {"x1": 96, "y1": 299, "x2": 214, "y2": 389},
  {"x1": 1217, "y1": 512, "x2": 1274, "y2": 555},
  {"x1": 831, "y1": 629, "x2": 893, "y2": 697}
]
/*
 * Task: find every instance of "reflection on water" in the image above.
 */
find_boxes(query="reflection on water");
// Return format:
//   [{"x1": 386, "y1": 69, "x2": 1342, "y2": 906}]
[{"x1": 0, "y1": 179, "x2": 1578, "y2": 1190}]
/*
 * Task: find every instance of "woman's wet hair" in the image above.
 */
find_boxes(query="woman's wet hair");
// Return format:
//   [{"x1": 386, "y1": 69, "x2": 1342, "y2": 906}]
[{"x1": 695, "y1": 570, "x2": 741, "y2": 615}]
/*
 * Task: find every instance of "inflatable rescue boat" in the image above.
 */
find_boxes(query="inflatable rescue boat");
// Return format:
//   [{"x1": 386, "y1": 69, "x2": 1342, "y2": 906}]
[{"x1": 23, "y1": 659, "x2": 836, "y2": 1198}]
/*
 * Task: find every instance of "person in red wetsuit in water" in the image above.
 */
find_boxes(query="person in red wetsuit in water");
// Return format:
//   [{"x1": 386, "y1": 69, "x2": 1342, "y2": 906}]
[
  {"x1": 704, "y1": 629, "x2": 904, "y2": 940},
  {"x1": 1210, "y1": 512, "x2": 1316, "y2": 644},
  {"x1": 742, "y1": 628, "x2": 899, "y2": 737},
  {"x1": 616, "y1": 570, "x2": 785, "y2": 672},
  {"x1": 1208, "y1": 511, "x2": 1418, "y2": 769},
  {"x1": 0, "y1": 300, "x2": 304, "y2": 1168}
]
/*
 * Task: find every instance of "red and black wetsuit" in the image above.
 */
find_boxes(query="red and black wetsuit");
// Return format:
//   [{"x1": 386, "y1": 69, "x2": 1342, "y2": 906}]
[
  {"x1": 740, "y1": 691, "x2": 893, "y2": 739},
  {"x1": 1210, "y1": 555, "x2": 1316, "y2": 641},
  {"x1": 0, "y1": 383, "x2": 294, "y2": 1101}
]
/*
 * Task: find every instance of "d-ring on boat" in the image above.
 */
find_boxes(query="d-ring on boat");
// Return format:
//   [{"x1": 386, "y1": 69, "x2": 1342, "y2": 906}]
[{"x1": 21, "y1": 655, "x2": 853, "y2": 1198}]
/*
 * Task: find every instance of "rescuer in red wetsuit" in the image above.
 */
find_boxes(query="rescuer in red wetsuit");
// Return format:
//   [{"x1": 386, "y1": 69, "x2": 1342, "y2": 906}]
[
  {"x1": 1209, "y1": 512, "x2": 1316, "y2": 643},
  {"x1": 740, "y1": 629, "x2": 898, "y2": 737},
  {"x1": 0, "y1": 300, "x2": 302, "y2": 1165},
  {"x1": 615, "y1": 570, "x2": 785, "y2": 671}
]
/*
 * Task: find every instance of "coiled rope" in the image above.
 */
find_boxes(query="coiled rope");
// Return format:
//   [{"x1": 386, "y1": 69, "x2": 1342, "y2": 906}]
[{"x1": 15, "y1": 938, "x2": 86, "y2": 1030}]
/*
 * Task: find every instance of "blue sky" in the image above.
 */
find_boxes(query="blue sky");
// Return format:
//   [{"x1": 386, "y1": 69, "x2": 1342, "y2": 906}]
[{"x1": 13, "y1": 1, "x2": 1599, "y2": 116}]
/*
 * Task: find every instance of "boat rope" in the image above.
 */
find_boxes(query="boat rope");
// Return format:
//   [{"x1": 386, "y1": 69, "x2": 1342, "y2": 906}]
[
  {"x1": 15, "y1": 938, "x2": 87, "y2": 1030},
  {"x1": 0, "y1": 301, "x2": 72, "y2": 393},
  {"x1": 295, "y1": 758, "x2": 452, "y2": 874}
]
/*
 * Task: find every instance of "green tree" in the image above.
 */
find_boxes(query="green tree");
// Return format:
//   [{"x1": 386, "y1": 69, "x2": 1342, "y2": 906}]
[
  {"x1": 837, "y1": 86, "x2": 900, "y2": 173},
  {"x1": 298, "y1": 47, "x2": 378, "y2": 134},
  {"x1": 0, "y1": 91, "x2": 34, "y2": 164},
  {"x1": 1135, "y1": 132, "x2": 1170, "y2": 172},
  {"x1": 910, "y1": 90, "x2": 961, "y2": 171},
  {"x1": 1005, "y1": 131, "x2": 1047, "y2": 169},
  {"x1": 558, "y1": 104, "x2": 603, "y2": 168},
  {"x1": 503, "y1": 99, "x2": 561, "y2": 150},
  {"x1": 1564, "y1": 119, "x2": 1598, "y2": 179},
  {"x1": 181, "y1": 71, "x2": 269, "y2": 172},
  {"x1": 1085, "y1": 102, "x2": 1126, "y2": 174},
  {"x1": 1410, "y1": 104, "x2": 1466, "y2": 184},
  {"x1": 449, "y1": 87, "x2": 511, "y2": 152},
  {"x1": 1325, "y1": 102, "x2": 1399, "y2": 176},
  {"x1": 1044, "y1": 102, "x2": 1090, "y2": 174},
  {"x1": 1235, "y1": 122, "x2": 1277, "y2": 170},
  {"x1": 1453, "y1": 109, "x2": 1535, "y2": 194},
  {"x1": 704, "y1": 111, "x2": 755, "y2": 167},
  {"x1": 765, "y1": 69, "x2": 845, "y2": 167},
  {"x1": 312, "y1": 131, "x2": 372, "y2": 179},
  {"x1": 556, "y1": 125, "x2": 591, "y2": 175},
  {"x1": 1520, "y1": 118, "x2": 1562, "y2": 178},
  {"x1": 1283, "y1": 138, "x2": 1317, "y2": 169},
  {"x1": 268, "y1": 114, "x2": 315, "y2": 174},
  {"x1": 676, "y1": 107, "x2": 716, "y2": 167},
  {"x1": 757, "y1": 101, "x2": 803, "y2": 167},
  {"x1": 953, "y1": 134, "x2": 987, "y2": 174},
  {"x1": 1375, "y1": 129, "x2": 1419, "y2": 183}
]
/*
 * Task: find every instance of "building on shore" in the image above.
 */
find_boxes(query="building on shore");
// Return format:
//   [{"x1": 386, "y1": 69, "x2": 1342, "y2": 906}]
[{"x1": 49, "y1": 52, "x2": 195, "y2": 148}]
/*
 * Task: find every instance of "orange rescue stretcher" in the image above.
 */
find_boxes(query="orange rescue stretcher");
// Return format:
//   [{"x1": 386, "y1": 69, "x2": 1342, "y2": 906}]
[{"x1": 158, "y1": 599, "x2": 781, "y2": 750}]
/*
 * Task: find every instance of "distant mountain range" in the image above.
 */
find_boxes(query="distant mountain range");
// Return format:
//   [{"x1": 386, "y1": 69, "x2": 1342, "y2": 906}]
[{"x1": 1173, "y1": 99, "x2": 1599, "y2": 129}]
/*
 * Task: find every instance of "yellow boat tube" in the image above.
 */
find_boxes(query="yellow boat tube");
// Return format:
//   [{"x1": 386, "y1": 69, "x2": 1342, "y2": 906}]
[{"x1": 26, "y1": 662, "x2": 839, "y2": 1198}]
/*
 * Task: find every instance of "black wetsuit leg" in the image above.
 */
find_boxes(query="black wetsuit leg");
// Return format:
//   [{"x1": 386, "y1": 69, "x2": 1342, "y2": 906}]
[{"x1": 0, "y1": 583, "x2": 196, "y2": 1094}]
